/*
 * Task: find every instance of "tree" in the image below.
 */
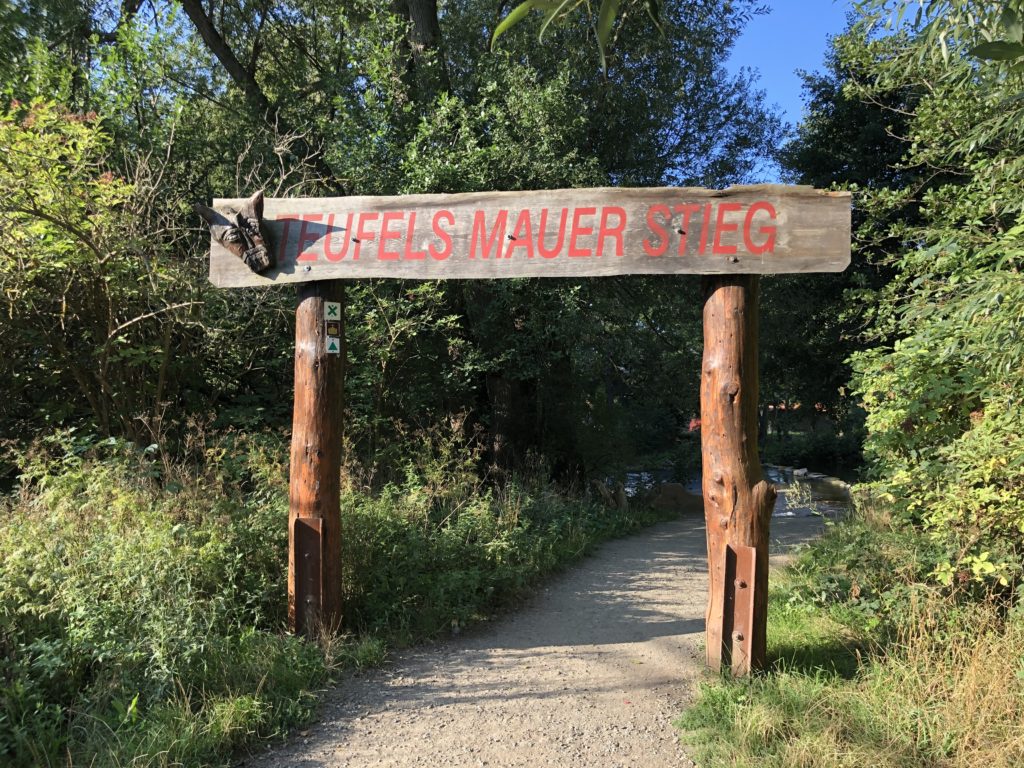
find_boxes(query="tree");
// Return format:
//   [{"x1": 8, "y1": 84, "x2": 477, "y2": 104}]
[
  {"x1": 0, "y1": 0, "x2": 784, "y2": 485},
  {"x1": 834, "y1": 1, "x2": 1024, "y2": 588},
  {"x1": 0, "y1": 101, "x2": 192, "y2": 440},
  {"x1": 757, "y1": 24, "x2": 919, "y2": 464}
]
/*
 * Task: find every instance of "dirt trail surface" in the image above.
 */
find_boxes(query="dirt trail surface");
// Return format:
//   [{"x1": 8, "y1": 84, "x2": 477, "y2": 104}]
[{"x1": 245, "y1": 513, "x2": 823, "y2": 768}]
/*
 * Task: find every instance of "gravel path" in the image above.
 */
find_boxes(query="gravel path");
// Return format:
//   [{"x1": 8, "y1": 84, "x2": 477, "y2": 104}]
[{"x1": 245, "y1": 513, "x2": 824, "y2": 768}]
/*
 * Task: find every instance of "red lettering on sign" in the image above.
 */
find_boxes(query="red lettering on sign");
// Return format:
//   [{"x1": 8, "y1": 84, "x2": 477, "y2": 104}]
[
  {"x1": 744, "y1": 202, "x2": 777, "y2": 254},
  {"x1": 324, "y1": 213, "x2": 353, "y2": 261},
  {"x1": 353, "y1": 212, "x2": 379, "y2": 260},
  {"x1": 568, "y1": 207, "x2": 596, "y2": 257},
  {"x1": 297, "y1": 214, "x2": 323, "y2": 262},
  {"x1": 537, "y1": 208, "x2": 568, "y2": 259},
  {"x1": 597, "y1": 207, "x2": 626, "y2": 257},
  {"x1": 713, "y1": 203, "x2": 742, "y2": 255},
  {"x1": 505, "y1": 209, "x2": 535, "y2": 259},
  {"x1": 699, "y1": 204, "x2": 713, "y2": 255},
  {"x1": 673, "y1": 203, "x2": 701, "y2": 255},
  {"x1": 378, "y1": 211, "x2": 403, "y2": 260},
  {"x1": 471, "y1": 210, "x2": 508, "y2": 259},
  {"x1": 430, "y1": 210, "x2": 454, "y2": 260},
  {"x1": 403, "y1": 212, "x2": 427, "y2": 260},
  {"x1": 643, "y1": 204, "x2": 670, "y2": 256}
]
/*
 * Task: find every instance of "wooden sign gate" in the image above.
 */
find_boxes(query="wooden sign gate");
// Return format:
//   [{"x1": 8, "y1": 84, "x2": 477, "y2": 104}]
[{"x1": 201, "y1": 184, "x2": 851, "y2": 675}]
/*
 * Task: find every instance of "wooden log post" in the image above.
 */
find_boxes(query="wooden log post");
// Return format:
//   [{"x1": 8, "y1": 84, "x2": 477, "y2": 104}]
[
  {"x1": 288, "y1": 281, "x2": 345, "y2": 635},
  {"x1": 700, "y1": 275, "x2": 777, "y2": 675},
  {"x1": 200, "y1": 185, "x2": 849, "y2": 653}
]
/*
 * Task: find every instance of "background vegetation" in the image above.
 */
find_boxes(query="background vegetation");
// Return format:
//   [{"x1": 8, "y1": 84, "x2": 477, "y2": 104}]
[
  {"x1": 2, "y1": 429, "x2": 676, "y2": 765},
  {"x1": 0, "y1": 1, "x2": 791, "y2": 765},
  {"x1": 0, "y1": 0, "x2": 789, "y2": 483},
  {"x1": 3, "y1": 0, "x2": 1022, "y2": 765},
  {"x1": 681, "y1": 3, "x2": 1024, "y2": 765}
]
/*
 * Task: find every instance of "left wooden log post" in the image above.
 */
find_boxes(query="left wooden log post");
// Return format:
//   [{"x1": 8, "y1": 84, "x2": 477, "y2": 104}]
[{"x1": 288, "y1": 280, "x2": 345, "y2": 635}]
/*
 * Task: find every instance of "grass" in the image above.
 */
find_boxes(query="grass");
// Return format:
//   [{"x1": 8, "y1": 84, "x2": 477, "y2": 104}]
[
  {"x1": 0, "y1": 431, "x2": 675, "y2": 767},
  {"x1": 677, "y1": 518, "x2": 1024, "y2": 768}
]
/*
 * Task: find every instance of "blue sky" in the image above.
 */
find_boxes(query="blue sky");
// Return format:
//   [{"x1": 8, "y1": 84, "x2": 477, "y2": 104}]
[{"x1": 727, "y1": 1, "x2": 854, "y2": 128}]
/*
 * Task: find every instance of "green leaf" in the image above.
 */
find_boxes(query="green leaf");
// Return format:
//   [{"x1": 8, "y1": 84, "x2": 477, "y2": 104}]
[
  {"x1": 969, "y1": 40, "x2": 1024, "y2": 61},
  {"x1": 594, "y1": 0, "x2": 621, "y2": 73},
  {"x1": 490, "y1": 1, "x2": 558, "y2": 51},
  {"x1": 596, "y1": 0, "x2": 623, "y2": 63},
  {"x1": 539, "y1": 0, "x2": 576, "y2": 43},
  {"x1": 1001, "y1": 7, "x2": 1023, "y2": 43}
]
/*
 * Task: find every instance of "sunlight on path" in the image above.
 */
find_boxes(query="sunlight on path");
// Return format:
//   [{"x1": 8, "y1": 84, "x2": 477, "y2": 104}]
[{"x1": 246, "y1": 514, "x2": 825, "y2": 768}]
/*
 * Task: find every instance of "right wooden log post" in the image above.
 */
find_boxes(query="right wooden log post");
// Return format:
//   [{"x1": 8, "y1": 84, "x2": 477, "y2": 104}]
[{"x1": 700, "y1": 275, "x2": 777, "y2": 675}]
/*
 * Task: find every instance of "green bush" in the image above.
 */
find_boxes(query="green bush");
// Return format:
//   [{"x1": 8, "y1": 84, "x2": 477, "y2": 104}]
[
  {"x1": 342, "y1": 479, "x2": 669, "y2": 641},
  {"x1": 1, "y1": 431, "x2": 672, "y2": 766},
  {"x1": 854, "y1": 271, "x2": 1024, "y2": 592},
  {"x1": 0, "y1": 434, "x2": 326, "y2": 766}
]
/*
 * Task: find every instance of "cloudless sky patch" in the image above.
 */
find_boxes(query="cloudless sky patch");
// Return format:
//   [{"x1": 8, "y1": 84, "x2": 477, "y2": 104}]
[{"x1": 727, "y1": 1, "x2": 853, "y2": 128}]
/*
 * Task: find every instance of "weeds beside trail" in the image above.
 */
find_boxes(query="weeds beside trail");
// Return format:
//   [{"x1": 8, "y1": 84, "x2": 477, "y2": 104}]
[
  {"x1": 0, "y1": 432, "x2": 673, "y2": 767},
  {"x1": 678, "y1": 507, "x2": 1024, "y2": 768}
]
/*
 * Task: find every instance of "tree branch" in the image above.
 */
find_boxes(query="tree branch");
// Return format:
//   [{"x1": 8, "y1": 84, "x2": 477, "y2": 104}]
[
  {"x1": 178, "y1": 0, "x2": 345, "y2": 190},
  {"x1": 179, "y1": 0, "x2": 274, "y2": 115},
  {"x1": 1, "y1": 204, "x2": 107, "y2": 261},
  {"x1": 96, "y1": 0, "x2": 145, "y2": 43},
  {"x1": 104, "y1": 301, "x2": 200, "y2": 348}
]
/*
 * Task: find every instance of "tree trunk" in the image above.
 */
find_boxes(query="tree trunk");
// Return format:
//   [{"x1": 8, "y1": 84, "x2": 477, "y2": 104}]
[
  {"x1": 406, "y1": 0, "x2": 443, "y2": 54},
  {"x1": 179, "y1": 0, "x2": 341, "y2": 187},
  {"x1": 288, "y1": 281, "x2": 346, "y2": 634},
  {"x1": 700, "y1": 275, "x2": 776, "y2": 675},
  {"x1": 392, "y1": 0, "x2": 450, "y2": 103},
  {"x1": 485, "y1": 372, "x2": 515, "y2": 470}
]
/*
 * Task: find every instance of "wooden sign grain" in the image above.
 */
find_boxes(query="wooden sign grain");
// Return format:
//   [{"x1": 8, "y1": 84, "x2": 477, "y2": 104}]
[{"x1": 208, "y1": 185, "x2": 851, "y2": 287}]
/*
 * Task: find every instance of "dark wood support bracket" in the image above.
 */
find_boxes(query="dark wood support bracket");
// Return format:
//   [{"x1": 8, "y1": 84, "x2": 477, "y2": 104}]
[{"x1": 724, "y1": 544, "x2": 758, "y2": 675}]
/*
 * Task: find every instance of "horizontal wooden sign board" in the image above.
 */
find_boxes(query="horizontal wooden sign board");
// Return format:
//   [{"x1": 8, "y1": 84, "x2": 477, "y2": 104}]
[{"x1": 208, "y1": 185, "x2": 850, "y2": 287}]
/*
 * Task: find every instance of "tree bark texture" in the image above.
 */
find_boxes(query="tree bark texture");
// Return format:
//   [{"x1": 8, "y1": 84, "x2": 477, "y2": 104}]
[
  {"x1": 405, "y1": 0, "x2": 443, "y2": 52},
  {"x1": 700, "y1": 275, "x2": 776, "y2": 674},
  {"x1": 391, "y1": 0, "x2": 450, "y2": 102},
  {"x1": 288, "y1": 281, "x2": 345, "y2": 634}
]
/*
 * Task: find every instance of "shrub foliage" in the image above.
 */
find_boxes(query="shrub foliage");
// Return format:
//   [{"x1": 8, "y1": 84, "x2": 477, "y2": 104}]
[{"x1": 0, "y1": 434, "x2": 671, "y2": 766}]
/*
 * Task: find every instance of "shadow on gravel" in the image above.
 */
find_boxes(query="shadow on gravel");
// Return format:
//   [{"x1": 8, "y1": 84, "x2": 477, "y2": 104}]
[
  {"x1": 243, "y1": 513, "x2": 829, "y2": 767},
  {"x1": 467, "y1": 517, "x2": 709, "y2": 650}
]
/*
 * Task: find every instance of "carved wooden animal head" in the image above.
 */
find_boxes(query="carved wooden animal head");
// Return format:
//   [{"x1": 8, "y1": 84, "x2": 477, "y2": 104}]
[{"x1": 196, "y1": 191, "x2": 274, "y2": 274}]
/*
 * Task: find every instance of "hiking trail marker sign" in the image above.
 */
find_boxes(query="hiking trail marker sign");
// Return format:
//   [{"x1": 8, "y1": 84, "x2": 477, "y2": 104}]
[{"x1": 201, "y1": 184, "x2": 851, "y2": 675}]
